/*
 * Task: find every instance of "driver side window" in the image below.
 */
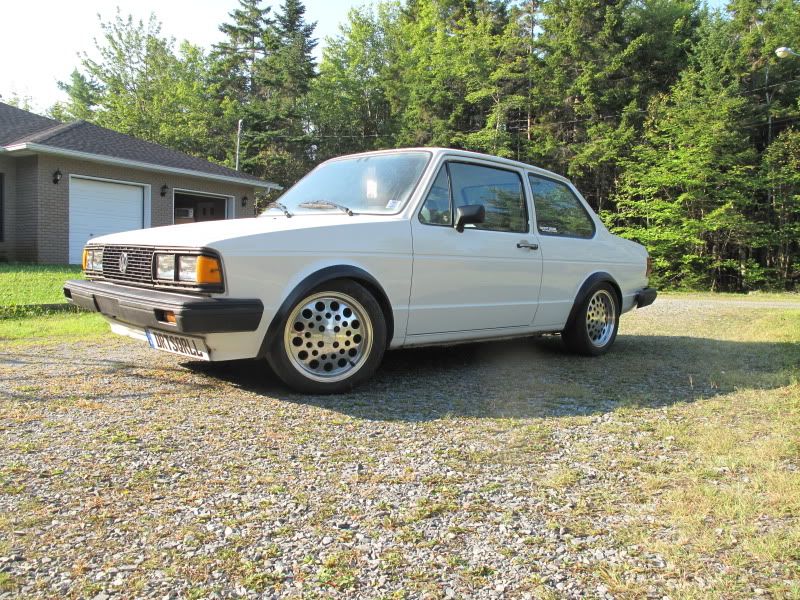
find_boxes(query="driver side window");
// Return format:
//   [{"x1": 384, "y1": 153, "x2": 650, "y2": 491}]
[
  {"x1": 419, "y1": 162, "x2": 528, "y2": 233},
  {"x1": 419, "y1": 166, "x2": 452, "y2": 226}
]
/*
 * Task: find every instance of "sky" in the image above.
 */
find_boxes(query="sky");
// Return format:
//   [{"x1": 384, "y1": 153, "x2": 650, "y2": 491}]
[
  {"x1": 1, "y1": 0, "x2": 376, "y2": 112},
  {"x1": 3, "y1": 0, "x2": 729, "y2": 113}
]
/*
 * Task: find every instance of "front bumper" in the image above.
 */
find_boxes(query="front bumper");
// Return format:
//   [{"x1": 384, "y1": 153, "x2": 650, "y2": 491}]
[
  {"x1": 63, "y1": 280, "x2": 263, "y2": 334},
  {"x1": 636, "y1": 287, "x2": 657, "y2": 308}
]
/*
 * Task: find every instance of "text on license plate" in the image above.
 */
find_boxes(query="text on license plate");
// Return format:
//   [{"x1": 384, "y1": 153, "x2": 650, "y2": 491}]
[{"x1": 145, "y1": 329, "x2": 210, "y2": 360}]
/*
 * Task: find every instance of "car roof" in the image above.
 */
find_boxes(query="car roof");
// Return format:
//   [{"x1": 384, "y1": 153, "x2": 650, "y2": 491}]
[{"x1": 326, "y1": 147, "x2": 573, "y2": 186}]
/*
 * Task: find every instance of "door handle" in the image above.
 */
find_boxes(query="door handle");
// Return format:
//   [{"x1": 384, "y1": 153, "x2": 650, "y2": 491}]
[{"x1": 517, "y1": 241, "x2": 539, "y2": 250}]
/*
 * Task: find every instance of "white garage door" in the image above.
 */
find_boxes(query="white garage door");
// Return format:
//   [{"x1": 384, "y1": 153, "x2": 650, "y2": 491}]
[{"x1": 69, "y1": 178, "x2": 145, "y2": 264}]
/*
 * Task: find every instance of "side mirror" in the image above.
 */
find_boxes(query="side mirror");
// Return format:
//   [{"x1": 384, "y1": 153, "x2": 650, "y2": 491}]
[{"x1": 454, "y1": 204, "x2": 485, "y2": 233}]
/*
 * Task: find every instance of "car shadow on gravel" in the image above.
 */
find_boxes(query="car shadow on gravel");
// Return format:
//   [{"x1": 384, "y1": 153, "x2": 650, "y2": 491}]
[{"x1": 188, "y1": 333, "x2": 799, "y2": 421}]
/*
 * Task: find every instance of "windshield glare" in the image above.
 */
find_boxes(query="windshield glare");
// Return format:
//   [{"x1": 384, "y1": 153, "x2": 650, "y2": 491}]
[{"x1": 262, "y1": 152, "x2": 430, "y2": 215}]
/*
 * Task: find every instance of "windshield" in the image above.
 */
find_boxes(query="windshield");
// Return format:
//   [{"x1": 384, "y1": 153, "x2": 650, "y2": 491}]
[{"x1": 262, "y1": 152, "x2": 430, "y2": 215}]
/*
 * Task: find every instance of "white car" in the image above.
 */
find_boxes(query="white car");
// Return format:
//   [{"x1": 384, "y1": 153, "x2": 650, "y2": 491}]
[{"x1": 65, "y1": 148, "x2": 656, "y2": 393}]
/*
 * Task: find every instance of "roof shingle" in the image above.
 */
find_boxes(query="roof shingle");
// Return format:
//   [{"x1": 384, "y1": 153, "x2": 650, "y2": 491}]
[{"x1": 0, "y1": 102, "x2": 59, "y2": 145}]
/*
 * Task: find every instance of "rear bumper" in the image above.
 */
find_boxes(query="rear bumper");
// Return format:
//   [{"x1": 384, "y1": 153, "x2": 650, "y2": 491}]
[
  {"x1": 63, "y1": 280, "x2": 263, "y2": 334},
  {"x1": 636, "y1": 287, "x2": 658, "y2": 308}
]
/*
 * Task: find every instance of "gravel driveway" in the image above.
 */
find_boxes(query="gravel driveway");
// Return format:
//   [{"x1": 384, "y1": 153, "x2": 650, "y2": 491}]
[{"x1": 1, "y1": 298, "x2": 798, "y2": 599}]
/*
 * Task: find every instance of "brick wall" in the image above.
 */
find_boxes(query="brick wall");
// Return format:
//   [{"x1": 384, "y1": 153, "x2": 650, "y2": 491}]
[
  {"x1": 15, "y1": 156, "x2": 39, "y2": 262},
  {"x1": 0, "y1": 156, "x2": 18, "y2": 261},
  {"x1": 34, "y1": 155, "x2": 259, "y2": 264}
]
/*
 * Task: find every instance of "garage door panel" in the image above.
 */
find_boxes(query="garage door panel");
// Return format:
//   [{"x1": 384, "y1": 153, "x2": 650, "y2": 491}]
[{"x1": 69, "y1": 178, "x2": 144, "y2": 264}]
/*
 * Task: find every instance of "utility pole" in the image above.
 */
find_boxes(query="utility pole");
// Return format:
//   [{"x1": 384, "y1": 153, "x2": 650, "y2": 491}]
[{"x1": 235, "y1": 119, "x2": 243, "y2": 171}]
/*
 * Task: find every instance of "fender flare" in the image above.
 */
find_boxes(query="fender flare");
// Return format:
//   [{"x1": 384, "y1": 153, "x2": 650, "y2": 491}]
[
  {"x1": 258, "y1": 265, "x2": 394, "y2": 358},
  {"x1": 564, "y1": 272, "x2": 622, "y2": 330}
]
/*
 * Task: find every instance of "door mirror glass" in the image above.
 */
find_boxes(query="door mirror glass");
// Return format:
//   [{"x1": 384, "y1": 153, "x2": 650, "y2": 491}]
[{"x1": 455, "y1": 204, "x2": 486, "y2": 232}]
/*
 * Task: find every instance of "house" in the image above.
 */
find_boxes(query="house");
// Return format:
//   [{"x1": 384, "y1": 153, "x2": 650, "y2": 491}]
[{"x1": 0, "y1": 102, "x2": 278, "y2": 264}]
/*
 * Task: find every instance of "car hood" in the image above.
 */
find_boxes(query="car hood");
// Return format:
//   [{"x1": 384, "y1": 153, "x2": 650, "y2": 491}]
[{"x1": 87, "y1": 214, "x2": 396, "y2": 248}]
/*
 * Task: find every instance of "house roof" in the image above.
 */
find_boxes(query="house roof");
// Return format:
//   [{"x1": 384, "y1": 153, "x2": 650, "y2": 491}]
[
  {"x1": 0, "y1": 102, "x2": 278, "y2": 189},
  {"x1": 0, "y1": 102, "x2": 59, "y2": 146}
]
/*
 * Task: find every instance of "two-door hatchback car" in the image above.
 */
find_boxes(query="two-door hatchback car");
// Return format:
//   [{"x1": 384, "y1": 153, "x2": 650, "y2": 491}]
[{"x1": 65, "y1": 148, "x2": 656, "y2": 393}]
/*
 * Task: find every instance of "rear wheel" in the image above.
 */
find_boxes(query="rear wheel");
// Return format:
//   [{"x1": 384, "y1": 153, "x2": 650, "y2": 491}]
[
  {"x1": 267, "y1": 280, "x2": 387, "y2": 393},
  {"x1": 562, "y1": 283, "x2": 619, "y2": 356}
]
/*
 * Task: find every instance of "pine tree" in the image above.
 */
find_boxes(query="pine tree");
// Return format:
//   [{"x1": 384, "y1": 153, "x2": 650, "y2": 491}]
[
  {"x1": 527, "y1": 0, "x2": 699, "y2": 212},
  {"x1": 212, "y1": 0, "x2": 274, "y2": 101},
  {"x1": 251, "y1": 0, "x2": 318, "y2": 186},
  {"x1": 50, "y1": 70, "x2": 100, "y2": 122},
  {"x1": 310, "y1": 5, "x2": 396, "y2": 159},
  {"x1": 612, "y1": 15, "x2": 759, "y2": 290},
  {"x1": 761, "y1": 129, "x2": 800, "y2": 287}
]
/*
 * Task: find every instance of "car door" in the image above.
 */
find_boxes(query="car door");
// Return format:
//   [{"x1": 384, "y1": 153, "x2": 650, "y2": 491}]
[
  {"x1": 406, "y1": 159, "x2": 543, "y2": 336},
  {"x1": 526, "y1": 173, "x2": 606, "y2": 328}
]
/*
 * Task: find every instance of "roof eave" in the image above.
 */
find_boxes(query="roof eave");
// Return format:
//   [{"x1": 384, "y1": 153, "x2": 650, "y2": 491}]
[{"x1": 2, "y1": 142, "x2": 282, "y2": 190}]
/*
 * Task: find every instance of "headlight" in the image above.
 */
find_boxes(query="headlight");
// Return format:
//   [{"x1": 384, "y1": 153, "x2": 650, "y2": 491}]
[
  {"x1": 83, "y1": 248, "x2": 103, "y2": 271},
  {"x1": 178, "y1": 256, "x2": 197, "y2": 282},
  {"x1": 91, "y1": 250, "x2": 104, "y2": 271},
  {"x1": 154, "y1": 253, "x2": 222, "y2": 287},
  {"x1": 155, "y1": 254, "x2": 175, "y2": 280}
]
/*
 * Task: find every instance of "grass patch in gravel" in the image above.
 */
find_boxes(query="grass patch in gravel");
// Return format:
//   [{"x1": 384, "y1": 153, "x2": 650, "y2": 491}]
[{"x1": 610, "y1": 383, "x2": 800, "y2": 597}]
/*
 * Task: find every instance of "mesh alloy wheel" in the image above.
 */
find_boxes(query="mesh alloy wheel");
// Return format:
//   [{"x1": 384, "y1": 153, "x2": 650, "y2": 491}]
[
  {"x1": 585, "y1": 289, "x2": 616, "y2": 348},
  {"x1": 562, "y1": 282, "x2": 620, "y2": 356},
  {"x1": 283, "y1": 291, "x2": 374, "y2": 383}
]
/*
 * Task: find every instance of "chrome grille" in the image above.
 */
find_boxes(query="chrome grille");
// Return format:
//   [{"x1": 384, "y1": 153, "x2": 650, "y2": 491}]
[{"x1": 101, "y1": 246, "x2": 155, "y2": 284}]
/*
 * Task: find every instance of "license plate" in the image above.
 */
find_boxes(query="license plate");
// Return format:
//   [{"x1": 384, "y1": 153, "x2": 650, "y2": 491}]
[{"x1": 145, "y1": 329, "x2": 210, "y2": 360}]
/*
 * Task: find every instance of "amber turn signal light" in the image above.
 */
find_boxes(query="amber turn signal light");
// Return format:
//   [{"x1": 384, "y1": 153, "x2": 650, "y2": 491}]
[
  {"x1": 82, "y1": 248, "x2": 89, "y2": 270},
  {"x1": 196, "y1": 255, "x2": 223, "y2": 285}
]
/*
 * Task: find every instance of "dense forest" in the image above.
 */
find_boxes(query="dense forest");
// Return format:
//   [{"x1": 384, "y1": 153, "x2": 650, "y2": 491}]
[{"x1": 38, "y1": 0, "x2": 800, "y2": 290}]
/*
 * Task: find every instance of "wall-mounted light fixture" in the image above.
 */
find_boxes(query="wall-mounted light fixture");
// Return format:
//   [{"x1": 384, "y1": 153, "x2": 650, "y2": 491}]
[
  {"x1": 160, "y1": 184, "x2": 169, "y2": 197},
  {"x1": 52, "y1": 169, "x2": 62, "y2": 184},
  {"x1": 241, "y1": 195, "x2": 248, "y2": 207}
]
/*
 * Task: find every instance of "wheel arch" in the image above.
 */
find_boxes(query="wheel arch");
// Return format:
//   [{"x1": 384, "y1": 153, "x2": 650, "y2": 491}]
[
  {"x1": 258, "y1": 265, "x2": 394, "y2": 358},
  {"x1": 565, "y1": 272, "x2": 622, "y2": 329}
]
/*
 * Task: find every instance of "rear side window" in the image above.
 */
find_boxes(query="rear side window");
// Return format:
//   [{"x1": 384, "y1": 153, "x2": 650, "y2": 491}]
[
  {"x1": 528, "y1": 174, "x2": 595, "y2": 239},
  {"x1": 449, "y1": 162, "x2": 528, "y2": 233}
]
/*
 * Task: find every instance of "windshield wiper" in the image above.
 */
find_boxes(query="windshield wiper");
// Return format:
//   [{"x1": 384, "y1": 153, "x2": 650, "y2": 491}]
[
  {"x1": 298, "y1": 200, "x2": 355, "y2": 216},
  {"x1": 265, "y1": 201, "x2": 293, "y2": 218}
]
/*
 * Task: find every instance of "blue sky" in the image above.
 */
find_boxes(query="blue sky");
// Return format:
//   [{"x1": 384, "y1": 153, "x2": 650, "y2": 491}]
[{"x1": 3, "y1": 0, "x2": 728, "y2": 112}]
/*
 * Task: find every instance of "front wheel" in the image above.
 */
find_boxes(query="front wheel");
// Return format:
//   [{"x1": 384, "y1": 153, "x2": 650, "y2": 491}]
[
  {"x1": 267, "y1": 280, "x2": 387, "y2": 393},
  {"x1": 562, "y1": 284, "x2": 620, "y2": 356}
]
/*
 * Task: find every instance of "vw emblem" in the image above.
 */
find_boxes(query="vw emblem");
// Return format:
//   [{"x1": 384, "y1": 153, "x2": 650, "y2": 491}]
[{"x1": 119, "y1": 252, "x2": 129, "y2": 274}]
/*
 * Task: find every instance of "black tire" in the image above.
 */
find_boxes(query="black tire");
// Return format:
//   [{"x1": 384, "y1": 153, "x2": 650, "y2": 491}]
[
  {"x1": 266, "y1": 279, "x2": 387, "y2": 394},
  {"x1": 562, "y1": 283, "x2": 620, "y2": 356}
]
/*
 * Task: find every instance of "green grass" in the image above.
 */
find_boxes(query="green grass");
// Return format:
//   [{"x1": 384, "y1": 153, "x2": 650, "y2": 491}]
[
  {"x1": 660, "y1": 290, "x2": 800, "y2": 302},
  {"x1": 0, "y1": 312, "x2": 106, "y2": 343},
  {"x1": 0, "y1": 263, "x2": 83, "y2": 306}
]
